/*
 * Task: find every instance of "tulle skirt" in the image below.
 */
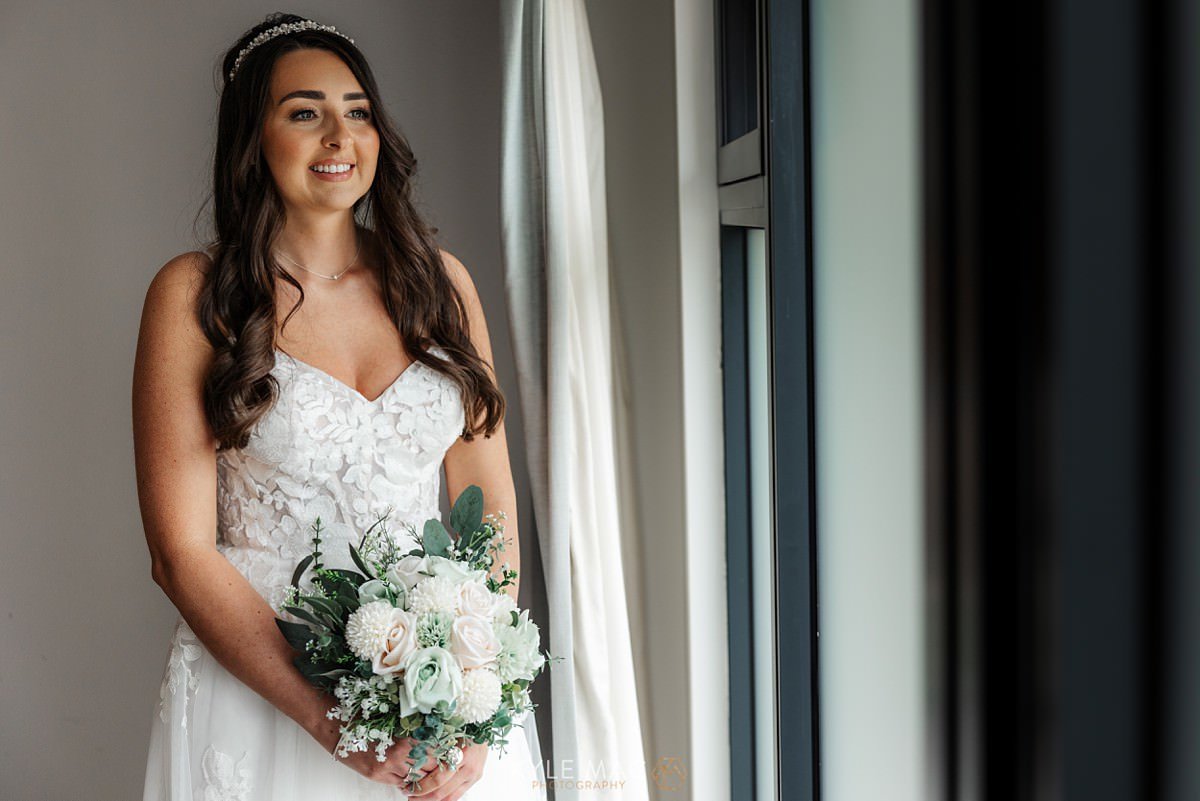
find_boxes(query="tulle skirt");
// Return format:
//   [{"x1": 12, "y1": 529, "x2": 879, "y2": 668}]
[{"x1": 144, "y1": 617, "x2": 547, "y2": 800}]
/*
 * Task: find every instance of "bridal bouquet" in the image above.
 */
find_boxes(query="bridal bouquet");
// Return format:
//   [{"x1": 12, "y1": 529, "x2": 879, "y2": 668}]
[{"x1": 274, "y1": 485, "x2": 550, "y2": 785}]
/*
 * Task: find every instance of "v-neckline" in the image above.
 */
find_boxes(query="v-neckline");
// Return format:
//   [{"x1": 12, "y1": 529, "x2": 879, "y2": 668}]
[{"x1": 275, "y1": 348, "x2": 421, "y2": 405}]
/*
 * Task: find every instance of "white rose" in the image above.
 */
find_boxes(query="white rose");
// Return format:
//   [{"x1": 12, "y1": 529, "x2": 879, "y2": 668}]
[
  {"x1": 372, "y1": 608, "x2": 420, "y2": 675},
  {"x1": 451, "y1": 614, "x2": 501, "y2": 669},
  {"x1": 386, "y1": 555, "x2": 430, "y2": 592},
  {"x1": 458, "y1": 579, "x2": 497, "y2": 619},
  {"x1": 427, "y1": 555, "x2": 487, "y2": 586}
]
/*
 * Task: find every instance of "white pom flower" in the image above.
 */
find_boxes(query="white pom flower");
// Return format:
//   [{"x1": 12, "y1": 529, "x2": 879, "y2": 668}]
[
  {"x1": 491, "y1": 593, "x2": 518, "y2": 623},
  {"x1": 408, "y1": 575, "x2": 459, "y2": 615},
  {"x1": 457, "y1": 668, "x2": 502, "y2": 724},
  {"x1": 345, "y1": 601, "x2": 397, "y2": 662}
]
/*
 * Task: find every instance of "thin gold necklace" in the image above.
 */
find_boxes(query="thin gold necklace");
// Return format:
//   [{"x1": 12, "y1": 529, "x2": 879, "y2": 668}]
[{"x1": 275, "y1": 233, "x2": 362, "y2": 281}]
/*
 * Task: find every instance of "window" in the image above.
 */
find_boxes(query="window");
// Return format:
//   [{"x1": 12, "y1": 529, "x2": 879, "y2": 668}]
[{"x1": 719, "y1": 1, "x2": 816, "y2": 799}]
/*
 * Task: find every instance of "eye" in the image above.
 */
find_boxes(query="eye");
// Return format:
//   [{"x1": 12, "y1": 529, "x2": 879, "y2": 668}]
[{"x1": 288, "y1": 107, "x2": 372, "y2": 122}]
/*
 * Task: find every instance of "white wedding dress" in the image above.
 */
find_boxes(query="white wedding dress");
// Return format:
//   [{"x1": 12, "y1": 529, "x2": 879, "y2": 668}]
[{"x1": 144, "y1": 345, "x2": 547, "y2": 800}]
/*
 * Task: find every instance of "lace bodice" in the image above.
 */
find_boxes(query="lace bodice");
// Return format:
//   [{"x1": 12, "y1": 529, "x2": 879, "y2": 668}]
[{"x1": 215, "y1": 345, "x2": 466, "y2": 610}]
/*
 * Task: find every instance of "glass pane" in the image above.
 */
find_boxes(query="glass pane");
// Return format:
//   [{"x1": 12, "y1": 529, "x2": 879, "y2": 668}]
[
  {"x1": 746, "y1": 228, "x2": 778, "y2": 801},
  {"x1": 721, "y1": 0, "x2": 759, "y2": 145}
]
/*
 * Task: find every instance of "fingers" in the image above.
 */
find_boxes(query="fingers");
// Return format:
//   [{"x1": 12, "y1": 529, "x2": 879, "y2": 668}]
[
  {"x1": 401, "y1": 762, "x2": 436, "y2": 793},
  {"x1": 405, "y1": 766, "x2": 468, "y2": 801},
  {"x1": 401, "y1": 760, "x2": 446, "y2": 796},
  {"x1": 393, "y1": 739, "x2": 434, "y2": 777},
  {"x1": 444, "y1": 785, "x2": 472, "y2": 801},
  {"x1": 403, "y1": 763, "x2": 448, "y2": 798}
]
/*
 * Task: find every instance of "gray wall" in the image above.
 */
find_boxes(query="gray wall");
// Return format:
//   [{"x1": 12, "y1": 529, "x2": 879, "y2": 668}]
[{"x1": 0, "y1": 3, "x2": 549, "y2": 798}]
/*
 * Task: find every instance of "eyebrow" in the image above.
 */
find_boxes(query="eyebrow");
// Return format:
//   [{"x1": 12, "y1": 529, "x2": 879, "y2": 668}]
[{"x1": 277, "y1": 90, "x2": 368, "y2": 105}]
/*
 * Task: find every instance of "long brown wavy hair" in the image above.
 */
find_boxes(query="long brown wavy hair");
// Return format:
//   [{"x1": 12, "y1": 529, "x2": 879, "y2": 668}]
[{"x1": 196, "y1": 12, "x2": 504, "y2": 451}]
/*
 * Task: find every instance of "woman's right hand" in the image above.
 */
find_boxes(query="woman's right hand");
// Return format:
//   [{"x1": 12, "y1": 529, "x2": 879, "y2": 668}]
[
  {"x1": 334, "y1": 736, "x2": 437, "y2": 789},
  {"x1": 306, "y1": 709, "x2": 435, "y2": 789}
]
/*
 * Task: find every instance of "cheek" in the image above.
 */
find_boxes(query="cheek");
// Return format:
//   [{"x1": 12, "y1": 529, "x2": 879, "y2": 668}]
[
  {"x1": 359, "y1": 129, "x2": 381, "y2": 161},
  {"x1": 261, "y1": 125, "x2": 308, "y2": 169}
]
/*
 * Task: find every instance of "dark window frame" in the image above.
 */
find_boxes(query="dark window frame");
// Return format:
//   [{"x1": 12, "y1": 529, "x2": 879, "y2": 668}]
[{"x1": 718, "y1": 0, "x2": 818, "y2": 799}]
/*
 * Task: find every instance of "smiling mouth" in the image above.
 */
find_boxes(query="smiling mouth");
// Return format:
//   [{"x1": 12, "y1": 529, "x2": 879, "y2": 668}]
[{"x1": 309, "y1": 163, "x2": 355, "y2": 174}]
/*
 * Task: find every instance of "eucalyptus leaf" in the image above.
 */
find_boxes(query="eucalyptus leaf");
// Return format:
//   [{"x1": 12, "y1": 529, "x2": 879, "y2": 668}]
[
  {"x1": 333, "y1": 586, "x2": 359, "y2": 612},
  {"x1": 423, "y1": 519, "x2": 453, "y2": 557},
  {"x1": 314, "y1": 667, "x2": 353, "y2": 680},
  {"x1": 290, "y1": 554, "x2": 314, "y2": 590},
  {"x1": 450, "y1": 484, "x2": 484, "y2": 538},
  {"x1": 298, "y1": 660, "x2": 338, "y2": 681},
  {"x1": 348, "y1": 543, "x2": 375, "y2": 579},
  {"x1": 275, "y1": 618, "x2": 314, "y2": 652},
  {"x1": 282, "y1": 605, "x2": 328, "y2": 630},
  {"x1": 301, "y1": 595, "x2": 344, "y2": 624}
]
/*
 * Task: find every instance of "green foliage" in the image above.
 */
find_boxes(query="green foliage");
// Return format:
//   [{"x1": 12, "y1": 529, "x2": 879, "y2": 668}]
[
  {"x1": 275, "y1": 618, "x2": 312, "y2": 651},
  {"x1": 309, "y1": 517, "x2": 325, "y2": 571},
  {"x1": 324, "y1": 568, "x2": 367, "y2": 588},
  {"x1": 281, "y1": 605, "x2": 327, "y2": 630},
  {"x1": 450, "y1": 485, "x2": 483, "y2": 541},
  {"x1": 348, "y1": 543, "x2": 375, "y2": 579},
  {"x1": 290, "y1": 554, "x2": 314, "y2": 591},
  {"x1": 422, "y1": 519, "x2": 453, "y2": 557}
]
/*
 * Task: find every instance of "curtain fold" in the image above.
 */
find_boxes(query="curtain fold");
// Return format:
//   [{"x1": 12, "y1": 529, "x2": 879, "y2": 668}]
[{"x1": 500, "y1": 1, "x2": 650, "y2": 799}]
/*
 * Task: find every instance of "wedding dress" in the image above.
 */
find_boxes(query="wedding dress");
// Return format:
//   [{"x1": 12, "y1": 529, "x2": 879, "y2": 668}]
[{"x1": 144, "y1": 345, "x2": 547, "y2": 800}]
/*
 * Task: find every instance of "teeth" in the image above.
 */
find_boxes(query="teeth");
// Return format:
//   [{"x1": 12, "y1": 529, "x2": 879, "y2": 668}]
[{"x1": 310, "y1": 163, "x2": 353, "y2": 173}]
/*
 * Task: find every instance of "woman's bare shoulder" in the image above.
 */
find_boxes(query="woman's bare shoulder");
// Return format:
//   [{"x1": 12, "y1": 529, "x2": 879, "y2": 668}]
[
  {"x1": 137, "y1": 251, "x2": 215, "y2": 366},
  {"x1": 151, "y1": 250, "x2": 212, "y2": 289}
]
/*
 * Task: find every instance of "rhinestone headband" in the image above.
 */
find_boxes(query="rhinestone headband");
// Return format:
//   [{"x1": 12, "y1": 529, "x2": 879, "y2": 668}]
[{"x1": 227, "y1": 19, "x2": 355, "y2": 82}]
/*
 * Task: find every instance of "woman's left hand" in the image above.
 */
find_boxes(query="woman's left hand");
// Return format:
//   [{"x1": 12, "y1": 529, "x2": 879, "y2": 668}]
[{"x1": 403, "y1": 740, "x2": 488, "y2": 801}]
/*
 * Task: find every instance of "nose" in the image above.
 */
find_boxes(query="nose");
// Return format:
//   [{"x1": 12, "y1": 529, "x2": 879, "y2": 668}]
[{"x1": 322, "y1": 115, "x2": 353, "y2": 150}]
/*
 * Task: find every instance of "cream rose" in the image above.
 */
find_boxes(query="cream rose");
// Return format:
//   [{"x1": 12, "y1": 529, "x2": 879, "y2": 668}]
[
  {"x1": 458, "y1": 579, "x2": 497, "y2": 619},
  {"x1": 451, "y1": 614, "x2": 501, "y2": 669},
  {"x1": 372, "y1": 608, "x2": 419, "y2": 675}
]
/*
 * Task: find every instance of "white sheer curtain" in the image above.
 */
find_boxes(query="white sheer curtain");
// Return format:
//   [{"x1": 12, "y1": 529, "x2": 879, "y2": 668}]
[{"x1": 500, "y1": 1, "x2": 650, "y2": 799}]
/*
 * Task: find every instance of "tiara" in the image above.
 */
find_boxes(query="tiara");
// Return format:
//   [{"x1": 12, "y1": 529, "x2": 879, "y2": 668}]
[{"x1": 228, "y1": 19, "x2": 356, "y2": 82}]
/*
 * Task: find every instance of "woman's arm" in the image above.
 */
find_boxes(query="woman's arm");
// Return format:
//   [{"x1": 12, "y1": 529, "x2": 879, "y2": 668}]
[
  {"x1": 439, "y1": 250, "x2": 521, "y2": 603},
  {"x1": 132, "y1": 253, "x2": 341, "y2": 753}
]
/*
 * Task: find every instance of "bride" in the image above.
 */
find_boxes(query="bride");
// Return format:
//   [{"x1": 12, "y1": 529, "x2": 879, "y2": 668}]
[{"x1": 133, "y1": 13, "x2": 545, "y2": 800}]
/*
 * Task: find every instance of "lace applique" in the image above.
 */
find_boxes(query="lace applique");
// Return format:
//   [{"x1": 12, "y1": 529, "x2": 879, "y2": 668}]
[
  {"x1": 201, "y1": 745, "x2": 253, "y2": 801},
  {"x1": 159, "y1": 619, "x2": 202, "y2": 728},
  {"x1": 214, "y1": 346, "x2": 464, "y2": 610}
]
